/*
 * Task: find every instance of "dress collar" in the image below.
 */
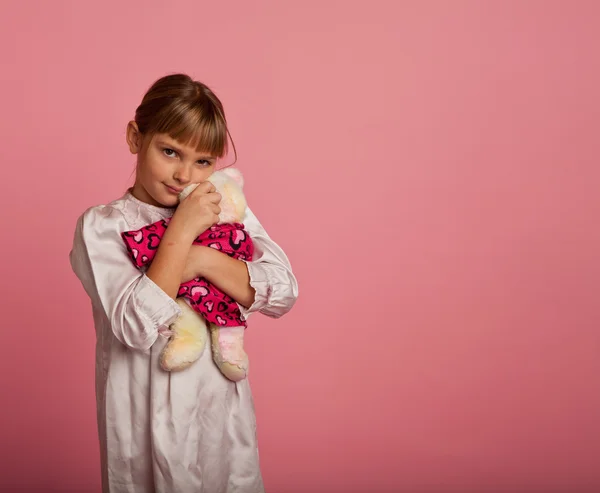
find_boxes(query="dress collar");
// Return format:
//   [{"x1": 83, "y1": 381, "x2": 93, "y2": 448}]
[{"x1": 124, "y1": 188, "x2": 175, "y2": 219}]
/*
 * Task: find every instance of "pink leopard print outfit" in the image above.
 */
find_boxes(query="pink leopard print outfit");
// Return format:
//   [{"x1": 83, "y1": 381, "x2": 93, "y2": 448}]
[{"x1": 121, "y1": 218, "x2": 254, "y2": 327}]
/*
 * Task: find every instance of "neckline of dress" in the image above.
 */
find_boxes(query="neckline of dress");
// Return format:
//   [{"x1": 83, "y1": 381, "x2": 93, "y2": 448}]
[{"x1": 124, "y1": 189, "x2": 175, "y2": 218}]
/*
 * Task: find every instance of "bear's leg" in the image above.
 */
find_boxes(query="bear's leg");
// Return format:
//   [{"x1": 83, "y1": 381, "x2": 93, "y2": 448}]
[
  {"x1": 209, "y1": 325, "x2": 249, "y2": 382},
  {"x1": 159, "y1": 299, "x2": 207, "y2": 371}
]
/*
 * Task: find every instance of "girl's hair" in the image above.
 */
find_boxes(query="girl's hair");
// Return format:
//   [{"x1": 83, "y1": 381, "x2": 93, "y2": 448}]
[{"x1": 134, "y1": 73, "x2": 236, "y2": 163}]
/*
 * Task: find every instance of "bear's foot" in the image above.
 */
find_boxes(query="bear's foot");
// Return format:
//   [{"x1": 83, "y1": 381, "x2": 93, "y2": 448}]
[
  {"x1": 160, "y1": 299, "x2": 207, "y2": 371},
  {"x1": 210, "y1": 325, "x2": 249, "y2": 382}
]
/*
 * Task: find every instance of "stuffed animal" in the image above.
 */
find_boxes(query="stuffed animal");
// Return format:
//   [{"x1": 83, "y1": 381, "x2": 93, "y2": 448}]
[{"x1": 121, "y1": 168, "x2": 254, "y2": 382}]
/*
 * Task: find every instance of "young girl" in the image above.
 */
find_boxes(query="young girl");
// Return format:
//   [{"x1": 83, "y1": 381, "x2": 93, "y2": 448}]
[{"x1": 70, "y1": 73, "x2": 298, "y2": 493}]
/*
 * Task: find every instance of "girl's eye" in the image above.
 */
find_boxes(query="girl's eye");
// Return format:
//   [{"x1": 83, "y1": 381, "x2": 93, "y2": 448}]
[
  {"x1": 197, "y1": 160, "x2": 212, "y2": 167},
  {"x1": 163, "y1": 148, "x2": 177, "y2": 157}
]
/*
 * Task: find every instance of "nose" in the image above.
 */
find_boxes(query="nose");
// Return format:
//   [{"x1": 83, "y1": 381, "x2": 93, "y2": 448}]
[{"x1": 173, "y1": 163, "x2": 191, "y2": 184}]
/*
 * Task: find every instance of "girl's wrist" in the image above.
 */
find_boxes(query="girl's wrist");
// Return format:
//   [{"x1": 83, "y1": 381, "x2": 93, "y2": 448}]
[
  {"x1": 182, "y1": 245, "x2": 213, "y2": 282},
  {"x1": 165, "y1": 216, "x2": 196, "y2": 245},
  {"x1": 190, "y1": 245, "x2": 213, "y2": 275}
]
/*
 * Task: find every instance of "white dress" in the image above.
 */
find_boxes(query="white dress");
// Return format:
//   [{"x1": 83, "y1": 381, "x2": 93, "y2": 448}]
[{"x1": 69, "y1": 191, "x2": 298, "y2": 493}]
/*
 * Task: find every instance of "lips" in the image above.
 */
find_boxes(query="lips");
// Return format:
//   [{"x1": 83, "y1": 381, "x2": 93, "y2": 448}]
[{"x1": 165, "y1": 184, "x2": 183, "y2": 194}]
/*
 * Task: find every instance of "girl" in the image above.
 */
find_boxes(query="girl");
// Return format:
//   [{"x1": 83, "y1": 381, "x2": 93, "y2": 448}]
[{"x1": 70, "y1": 73, "x2": 298, "y2": 493}]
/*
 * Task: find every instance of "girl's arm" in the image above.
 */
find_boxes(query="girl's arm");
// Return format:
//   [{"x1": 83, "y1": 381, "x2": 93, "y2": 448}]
[
  {"x1": 70, "y1": 206, "x2": 183, "y2": 351},
  {"x1": 183, "y1": 206, "x2": 298, "y2": 318},
  {"x1": 145, "y1": 218, "x2": 195, "y2": 299},
  {"x1": 71, "y1": 185, "x2": 221, "y2": 351},
  {"x1": 183, "y1": 246, "x2": 256, "y2": 308},
  {"x1": 148, "y1": 181, "x2": 221, "y2": 298}
]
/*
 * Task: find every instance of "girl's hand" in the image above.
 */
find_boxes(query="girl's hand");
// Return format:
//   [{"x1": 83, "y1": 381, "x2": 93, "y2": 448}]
[{"x1": 171, "y1": 182, "x2": 221, "y2": 241}]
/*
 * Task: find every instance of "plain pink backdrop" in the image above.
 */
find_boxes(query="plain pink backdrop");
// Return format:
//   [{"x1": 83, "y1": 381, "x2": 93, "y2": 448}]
[{"x1": 1, "y1": 1, "x2": 599, "y2": 492}]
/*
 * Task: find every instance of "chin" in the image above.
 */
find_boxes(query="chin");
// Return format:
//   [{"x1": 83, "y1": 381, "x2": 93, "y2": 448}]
[
  {"x1": 150, "y1": 191, "x2": 178, "y2": 208},
  {"x1": 159, "y1": 196, "x2": 179, "y2": 208}
]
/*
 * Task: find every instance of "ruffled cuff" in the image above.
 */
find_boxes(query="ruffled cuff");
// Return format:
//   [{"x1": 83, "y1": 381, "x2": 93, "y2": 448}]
[
  {"x1": 134, "y1": 274, "x2": 182, "y2": 339},
  {"x1": 238, "y1": 261, "x2": 270, "y2": 320}
]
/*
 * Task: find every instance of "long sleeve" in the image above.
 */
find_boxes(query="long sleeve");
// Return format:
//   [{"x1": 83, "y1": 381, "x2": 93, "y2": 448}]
[
  {"x1": 69, "y1": 205, "x2": 182, "y2": 350},
  {"x1": 238, "y1": 206, "x2": 299, "y2": 320}
]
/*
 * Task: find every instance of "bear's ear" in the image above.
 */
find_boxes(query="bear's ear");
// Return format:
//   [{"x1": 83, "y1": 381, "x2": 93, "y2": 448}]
[
  {"x1": 178, "y1": 183, "x2": 198, "y2": 201},
  {"x1": 221, "y1": 167, "x2": 244, "y2": 188}
]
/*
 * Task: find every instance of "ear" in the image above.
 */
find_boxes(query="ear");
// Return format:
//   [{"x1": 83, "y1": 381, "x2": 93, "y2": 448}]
[
  {"x1": 178, "y1": 183, "x2": 198, "y2": 202},
  {"x1": 221, "y1": 167, "x2": 244, "y2": 188},
  {"x1": 126, "y1": 121, "x2": 143, "y2": 154}
]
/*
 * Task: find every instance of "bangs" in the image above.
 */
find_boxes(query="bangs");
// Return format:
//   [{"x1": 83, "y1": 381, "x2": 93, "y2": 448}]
[
  {"x1": 152, "y1": 101, "x2": 229, "y2": 158},
  {"x1": 134, "y1": 74, "x2": 236, "y2": 164}
]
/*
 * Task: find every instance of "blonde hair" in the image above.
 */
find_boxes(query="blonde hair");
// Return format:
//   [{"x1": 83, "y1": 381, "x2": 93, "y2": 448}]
[{"x1": 134, "y1": 73, "x2": 236, "y2": 162}]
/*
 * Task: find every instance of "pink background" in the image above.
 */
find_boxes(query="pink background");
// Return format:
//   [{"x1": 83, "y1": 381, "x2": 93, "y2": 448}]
[{"x1": 1, "y1": 1, "x2": 599, "y2": 492}]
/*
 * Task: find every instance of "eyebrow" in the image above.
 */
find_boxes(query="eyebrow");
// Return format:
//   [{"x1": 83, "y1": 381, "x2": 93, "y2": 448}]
[{"x1": 156, "y1": 140, "x2": 216, "y2": 161}]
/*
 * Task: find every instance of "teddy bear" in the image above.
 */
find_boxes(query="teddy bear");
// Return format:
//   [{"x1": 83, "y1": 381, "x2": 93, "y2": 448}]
[{"x1": 121, "y1": 168, "x2": 254, "y2": 382}]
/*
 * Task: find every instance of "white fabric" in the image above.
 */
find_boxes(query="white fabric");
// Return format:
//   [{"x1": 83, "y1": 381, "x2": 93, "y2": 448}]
[{"x1": 69, "y1": 191, "x2": 298, "y2": 493}]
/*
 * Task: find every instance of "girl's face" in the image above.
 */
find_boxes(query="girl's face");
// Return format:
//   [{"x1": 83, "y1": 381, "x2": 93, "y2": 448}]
[{"x1": 127, "y1": 122, "x2": 217, "y2": 208}]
